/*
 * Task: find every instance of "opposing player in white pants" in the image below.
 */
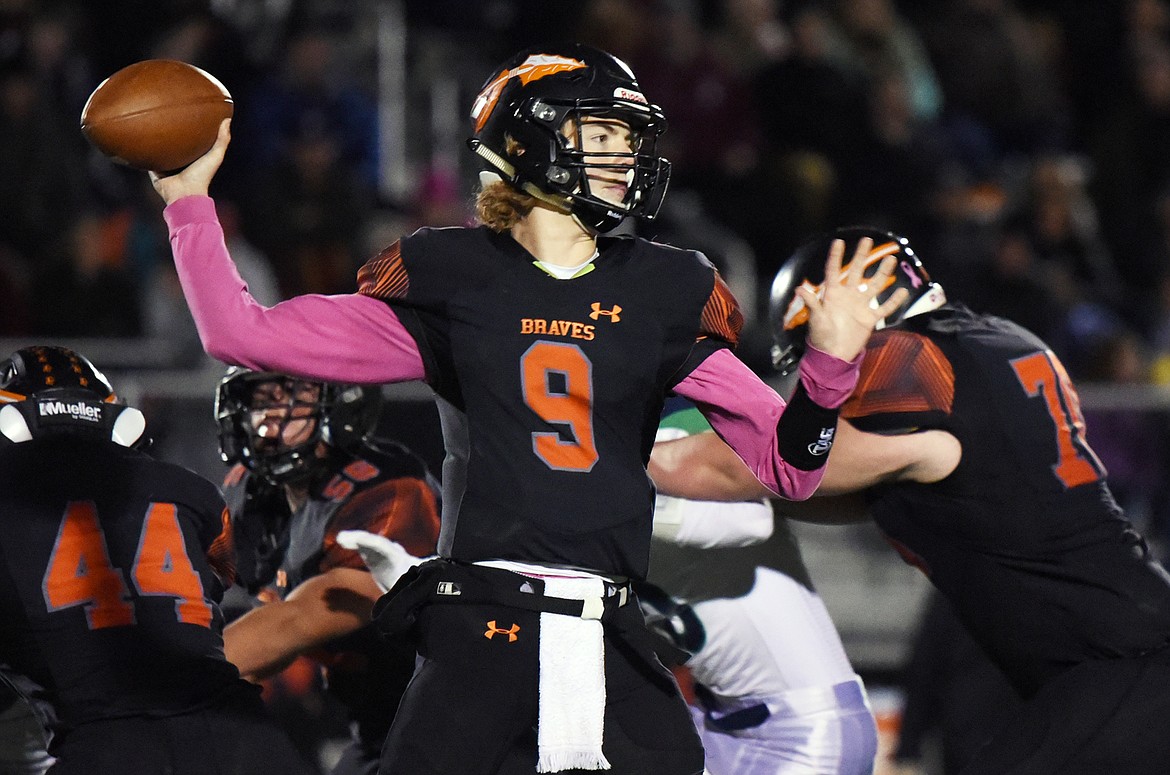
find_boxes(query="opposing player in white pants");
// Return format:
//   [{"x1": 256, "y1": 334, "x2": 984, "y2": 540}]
[{"x1": 645, "y1": 402, "x2": 878, "y2": 775}]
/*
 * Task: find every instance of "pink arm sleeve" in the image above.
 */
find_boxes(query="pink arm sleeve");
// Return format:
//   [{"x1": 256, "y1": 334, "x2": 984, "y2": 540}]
[
  {"x1": 672, "y1": 346, "x2": 859, "y2": 500},
  {"x1": 163, "y1": 196, "x2": 426, "y2": 383}
]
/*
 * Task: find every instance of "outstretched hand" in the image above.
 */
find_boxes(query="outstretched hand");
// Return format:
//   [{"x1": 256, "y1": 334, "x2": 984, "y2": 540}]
[
  {"x1": 800, "y1": 237, "x2": 910, "y2": 363},
  {"x1": 150, "y1": 118, "x2": 231, "y2": 205}
]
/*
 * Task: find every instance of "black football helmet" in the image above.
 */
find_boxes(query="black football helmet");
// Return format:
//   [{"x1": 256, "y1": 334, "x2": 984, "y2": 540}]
[
  {"x1": 467, "y1": 43, "x2": 671, "y2": 233},
  {"x1": 769, "y1": 227, "x2": 947, "y2": 375},
  {"x1": 0, "y1": 345, "x2": 147, "y2": 447},
  {"x1": 215, "y1": 367, "x2": 383, "y2": 485}
]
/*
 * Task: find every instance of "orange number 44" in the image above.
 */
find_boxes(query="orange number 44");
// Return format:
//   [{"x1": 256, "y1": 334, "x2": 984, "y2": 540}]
[{"x1": 42, "y1": 501, "x2": 212, "y2": 630}]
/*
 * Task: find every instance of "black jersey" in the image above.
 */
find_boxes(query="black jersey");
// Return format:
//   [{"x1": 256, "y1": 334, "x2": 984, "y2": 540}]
[
  {"x1": 224, "y1": 440, "x2": 440, "y2": 596},
  {"x1": 0, "y1": 437, "x2": 241, "y2": 727},
  {"x1": 357, "y1": 226, "x2": 741, "y2": 579},
  {"x1": 842, "y1": 305, "x2": 1170, "y2": 697},
  {"x1": 224, "y1": 439, "x2": 440, "y2": 746}
]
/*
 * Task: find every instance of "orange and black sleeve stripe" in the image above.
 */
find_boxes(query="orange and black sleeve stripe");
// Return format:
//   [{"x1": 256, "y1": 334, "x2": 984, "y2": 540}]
[
  {"x1": 320, "y1": 478, "x2": 441, "y2": 573},
  {"x1": 357, "y1": 241, "x2": 409, "y2": 301},
  {"x1": 698, "y1": 271, "x2": 743, "y2": 347}
]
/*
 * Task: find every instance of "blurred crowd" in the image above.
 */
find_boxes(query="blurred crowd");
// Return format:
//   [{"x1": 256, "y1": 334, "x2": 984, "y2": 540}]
[
  {"x1": 3, "y1": 0, "x2": 1170, "y2": 505},
  {"x1": 8, "y1": 2, "x2": 1170, "y2": 771}
]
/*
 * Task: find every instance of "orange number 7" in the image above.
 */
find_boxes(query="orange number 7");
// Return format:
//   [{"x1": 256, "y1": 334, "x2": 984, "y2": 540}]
[
  {"x1": 43, "y1": 501, "x2": 212, "y2": 630},
  {"x1": 1010, "y1": 351, "x2": 1104, "y2": 489}
]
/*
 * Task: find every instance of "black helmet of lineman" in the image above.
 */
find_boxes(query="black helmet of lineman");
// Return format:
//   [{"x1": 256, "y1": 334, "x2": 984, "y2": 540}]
[
  {"x1": 0, "y1": 345, "x2": 147, "y2": 447},
  {"x1": 769, "y1": 227, "x2": 947, "y2": 376},
  {"x1": 467, "y1": 42, "x2": 671, "y2": 233},
  {"x1": 215, "y1": 367, "x2": 383, "y2": 485}
]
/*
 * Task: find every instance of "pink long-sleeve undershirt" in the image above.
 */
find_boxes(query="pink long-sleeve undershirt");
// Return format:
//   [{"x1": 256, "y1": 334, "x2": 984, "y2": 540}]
[
  {"x1": 165, "y1": 195, "x2": 860, "y2": 499},
  {"x1": 674, "y1": 346, "x2": 859, "y2": 500},
  {"x1": 164, "y1": 196, "x2": 425, "y2": 384}
]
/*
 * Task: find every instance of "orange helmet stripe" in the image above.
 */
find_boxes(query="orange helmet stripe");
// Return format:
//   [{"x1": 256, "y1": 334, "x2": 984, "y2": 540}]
[
  {"x1": 470, "y1": 54, "x2": 587, "y2": 132},
  {"x1": 782, "y1": 240, "x2": 902, "y2": 330}
]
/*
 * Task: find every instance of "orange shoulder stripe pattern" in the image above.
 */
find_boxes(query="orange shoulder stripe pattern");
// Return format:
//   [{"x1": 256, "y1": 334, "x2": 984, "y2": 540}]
[
  {"x1": 357, "y1": 241, "x2": 409, "y2": 301},
  {"x1": 842, "y1": 330, "x2": 955, "y2": 418},
  {"x1": 698, "y1": 272, "x2": 743, "y2": 347}
]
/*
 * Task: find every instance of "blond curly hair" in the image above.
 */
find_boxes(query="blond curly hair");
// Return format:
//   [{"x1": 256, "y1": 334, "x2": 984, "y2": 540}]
[{"x1": 475, "y1": 180, "x2": 536, "y2": 233}]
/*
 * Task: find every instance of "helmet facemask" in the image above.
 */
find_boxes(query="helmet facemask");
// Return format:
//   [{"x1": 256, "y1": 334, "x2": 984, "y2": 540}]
[
  {"x1": 216, "y1": 372, "x2": 329, "y2": 485},
  {"x1": 215, "y1": 369, "x2": 383, "y2": 486},
  {"x1": 555, "y1": 108, "x2": 670, "y2": 231}
]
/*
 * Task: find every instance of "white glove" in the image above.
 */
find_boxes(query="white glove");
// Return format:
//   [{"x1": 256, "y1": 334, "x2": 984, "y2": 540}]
[{"x1": 335, "y1": 530, "x2": 429, "y2": 593}]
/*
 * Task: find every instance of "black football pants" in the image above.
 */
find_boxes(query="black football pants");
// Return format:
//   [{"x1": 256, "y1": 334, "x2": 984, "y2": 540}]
[{"x1": 378, "y1": 599, "x2": 705, "y2": 775}]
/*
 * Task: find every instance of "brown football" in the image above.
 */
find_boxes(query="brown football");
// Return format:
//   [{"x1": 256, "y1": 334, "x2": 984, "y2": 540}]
[{"x1": 80, "y1": 59, "x2": 234, "y2": 173}]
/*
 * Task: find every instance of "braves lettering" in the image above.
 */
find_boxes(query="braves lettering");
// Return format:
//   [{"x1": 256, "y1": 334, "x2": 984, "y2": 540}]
[{"x1": 520, "y1": 318, "x2": 596, "y2": 341}]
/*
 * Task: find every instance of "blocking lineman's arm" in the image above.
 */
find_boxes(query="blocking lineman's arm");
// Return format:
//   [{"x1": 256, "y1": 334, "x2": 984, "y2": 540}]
[
  {"x1": 223, "y1": 567, "x2": 383, "y2": 682},
  {"x1": 336, "y1": 529, "x2": 431, "y2": 593},
  {"x1": 650, "y1": 424, "x2": 961, "y2": 503},
  {"x1": 815, "y1": 420, "x2": 961, "y2": 496},
  {"x1": 650, "y1": 431, "x2": 773, "y2": 502}
]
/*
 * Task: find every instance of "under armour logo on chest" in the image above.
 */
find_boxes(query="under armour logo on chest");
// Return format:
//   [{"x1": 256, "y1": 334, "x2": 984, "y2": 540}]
[{"x1": 589, "y1": 302, "x2": 622, "y2": 322}]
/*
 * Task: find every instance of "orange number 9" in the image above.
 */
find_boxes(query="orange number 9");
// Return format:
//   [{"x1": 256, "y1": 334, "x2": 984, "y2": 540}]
[{"x1": 521, "y1": 341, "x2": 598, "y2": 472}]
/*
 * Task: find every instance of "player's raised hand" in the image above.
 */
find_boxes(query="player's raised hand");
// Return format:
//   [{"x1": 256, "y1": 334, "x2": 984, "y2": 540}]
[
  {"x1": 799, "y1": 237, "x2": 910, "y2": 363},
  {"x1": 150, "y1": 118, "x2": 231, "y2": 205}
]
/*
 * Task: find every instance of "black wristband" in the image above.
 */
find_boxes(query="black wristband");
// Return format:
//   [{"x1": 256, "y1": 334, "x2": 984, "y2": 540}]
[{"x1": 774, "y1": 382, "x2": 840, "y2": 471}]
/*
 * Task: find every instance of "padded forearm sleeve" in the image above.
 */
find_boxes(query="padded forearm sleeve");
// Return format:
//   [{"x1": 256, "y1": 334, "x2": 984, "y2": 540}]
[{"x1": 774, "y1": 382, "x2": 839, "y2": 471}]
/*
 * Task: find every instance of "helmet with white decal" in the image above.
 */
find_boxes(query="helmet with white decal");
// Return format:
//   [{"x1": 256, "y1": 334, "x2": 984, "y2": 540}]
[{"x1": 0, "y1": 345, "x2": 147, "y2": 447}]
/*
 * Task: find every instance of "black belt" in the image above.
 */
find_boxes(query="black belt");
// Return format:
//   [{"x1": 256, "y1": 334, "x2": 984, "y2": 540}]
[
  {"x1": 372, "y1": 558, "x2": 689, "y2": 665},
  {"x1": 373, "y1": 559, "x2": 631, "y2": 632}
]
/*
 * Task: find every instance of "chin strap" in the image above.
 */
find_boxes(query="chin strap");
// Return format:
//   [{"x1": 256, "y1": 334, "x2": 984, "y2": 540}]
[
  {"x1": 472, "y1": 152, "x2": 580, "y2": 221},
  {"x1": 0, "y1": 398, "x2": 147, "y2": 448}
]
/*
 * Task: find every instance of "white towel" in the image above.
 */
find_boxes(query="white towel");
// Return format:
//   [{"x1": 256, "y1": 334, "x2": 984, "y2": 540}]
[{"x1": 537, "y1": 574, "x2": 611, "y2": 773}]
